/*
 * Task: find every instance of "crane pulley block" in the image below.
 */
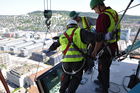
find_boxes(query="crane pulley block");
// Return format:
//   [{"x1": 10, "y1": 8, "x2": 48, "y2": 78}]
[{"x1": 44, "y1": 10, "x2": 52, "y2": 19}]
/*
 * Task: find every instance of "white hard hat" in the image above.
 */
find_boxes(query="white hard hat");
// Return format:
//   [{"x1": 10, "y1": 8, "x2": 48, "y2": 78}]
[{"x1": 66, "y1": 20, "x2": 77, "y2": 26}]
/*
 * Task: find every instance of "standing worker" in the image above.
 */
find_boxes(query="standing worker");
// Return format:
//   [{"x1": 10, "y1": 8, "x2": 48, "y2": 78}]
[
  {"x1": 90, "y1": 0, "x2": 121, "y2": 93},
  {"x1": 47, "y1": 19, "x2": 104, "y2": 93},
  {"x1": 69, "y1": 11, "x2": 96, "y2": 73}
]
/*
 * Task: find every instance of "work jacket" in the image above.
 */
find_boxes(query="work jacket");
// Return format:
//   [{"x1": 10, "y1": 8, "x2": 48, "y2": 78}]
[
  {"x1": 103, "y1": 8, "x2": 121, "y2": 43},
  {"x1": 59, "y1": 27, "x2": 87, "y2": 62}
]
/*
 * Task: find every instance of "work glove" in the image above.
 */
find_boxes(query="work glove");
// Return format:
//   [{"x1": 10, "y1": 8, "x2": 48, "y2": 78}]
[
  {"x1": 52, "y1": 36, "x2": 59, "y2": 40},
  {"x1": 96, "y1": 33, "x2": 104, "y2": 42},
  {"x1": 42, "y1": 49, "x2": 50, "y2": 55},
  {"x1": 105, "y1": 32, "x2": 113, "y2": 40},
  {"x1": 90, "y1": 27, "x2": 96, "y2": 33}
]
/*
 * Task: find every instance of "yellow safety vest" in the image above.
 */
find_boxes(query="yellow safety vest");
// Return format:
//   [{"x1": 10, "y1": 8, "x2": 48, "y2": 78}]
[
  {"x1": 103, "y1": 8, "x2": 121, "y2": 43},
  {"x1": 59, "y1": 27, "x2": 87, "y2": 62},
  {"x1": 81, "y1": 16, "x2": 95, "y2": 32}
]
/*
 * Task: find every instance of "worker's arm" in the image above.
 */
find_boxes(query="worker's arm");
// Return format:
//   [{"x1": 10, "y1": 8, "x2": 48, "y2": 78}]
[
  {"x1": 91, "y1": 13, "x2": 110, "y2": 58},
  {"x1": 49, "y1": 40, "x2": 60, "y2": 51},
  {"x1": 87, "y1": 17, "x2": 96, "y2": 26},
  {"x1": 92, "y1": 42, "x2": 103, "y2": 58},
  {"x1": 52, "y1": 36, "x2": 60, "y2": 40},
  {"x1": 80, "y1": 29, "x2": 104, "y2": 44}
]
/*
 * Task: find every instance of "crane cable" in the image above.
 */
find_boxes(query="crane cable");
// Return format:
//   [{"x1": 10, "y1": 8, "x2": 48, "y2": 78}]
[
  {"x1": 116, "y1": 3, "x2": 140, "y2": 60},
  {"x1": 118, "y1": 3, "x2": 140, "y2": 13},
  {"x1": 34, "y1": 0, "x2": 52, "y2": 81},
  {"x1": 121, "y1": 28, "x2": 140, "y2": 61}
]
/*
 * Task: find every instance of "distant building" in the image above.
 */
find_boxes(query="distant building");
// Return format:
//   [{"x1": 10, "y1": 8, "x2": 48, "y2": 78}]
[
  {"x1": 3, "y1": 33, "x2": 14, "y2": 38},
  {"x1": 6, "y1": 63, "x2": 52, "y2": 88},
  {"x1": 0, "y1": 87, "x2": 6, "y2": 93},
  {"x1": 0, "y1": 53, "x2": 11, "y2": 69},
  {"x1": 47, "y1": 52, "x2": 63, "y2": 66},
  {"x1": 27, "y1": 66, "x2": 52, "y2": 87},
  {"x1": 0, "y1": 28, "x2": 9, "y2": 33}
]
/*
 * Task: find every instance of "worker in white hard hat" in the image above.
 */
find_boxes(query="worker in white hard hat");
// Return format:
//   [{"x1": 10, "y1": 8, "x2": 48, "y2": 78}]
[{"x1": 46, "y1": 19, "x2": 104, "y2": 93}]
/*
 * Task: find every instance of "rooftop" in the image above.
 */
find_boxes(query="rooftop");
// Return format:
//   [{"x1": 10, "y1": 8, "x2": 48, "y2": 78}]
[{"x1": 76, "y1": 58, "x2": 139, "y2": 93}]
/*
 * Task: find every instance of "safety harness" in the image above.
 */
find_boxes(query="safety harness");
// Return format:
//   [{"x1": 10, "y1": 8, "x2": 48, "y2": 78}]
[
  {"x1": 63, "y1": 28, "x2": 91, "y2": 58},
  {"x1": 63, "y1": 28, "x2": 77, "y2": 55},
  {"x1": 105, "y1": 10, "x2": 120, "y2": 57},
  {"x1": 83, "y1": 17, "x2": 90, "y2": 31},
  {"x1": 98, "y1": 10, "x2": 120, "y2": 58},
  {"x1": 62, "y1": 28, "x2": 91, "y2": 75}
]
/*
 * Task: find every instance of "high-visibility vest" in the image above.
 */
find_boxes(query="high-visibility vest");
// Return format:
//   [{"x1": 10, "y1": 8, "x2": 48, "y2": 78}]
[
  {"x1": 103, "y1": 8, "x2": 121, "y2": 43},
  {"x1": 81, "y1": 16, "x2": 90, "y2": 30},
  {"x1": 59, "y1": 27, "x2": 87, "y2": 62},
  {"x1": 81, "y1": 16, "x2": 95, "y2": 32}
]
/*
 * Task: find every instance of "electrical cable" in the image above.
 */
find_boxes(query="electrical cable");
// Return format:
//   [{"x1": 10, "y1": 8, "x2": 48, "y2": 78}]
[
  {"x1": 111, "y1": 0, "x2": 134, "y2": 40},
  {"x1": 109, "y1": 82, "x2": 121, "y2": 93},
  {"x1": 111, "y1": 1, "x2": 140, "y2": 61},
  {"x1": 123, "y1": 28, "x2": 140, "y2": 60},
  {"x1": 122, "y1": 76, "x2": 131, "y2": 92}
]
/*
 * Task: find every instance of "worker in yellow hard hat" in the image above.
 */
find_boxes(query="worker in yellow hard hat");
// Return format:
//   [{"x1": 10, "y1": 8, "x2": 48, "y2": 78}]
[{"x1": 90, "y1": 0, "x2": 121, "y2": 93}]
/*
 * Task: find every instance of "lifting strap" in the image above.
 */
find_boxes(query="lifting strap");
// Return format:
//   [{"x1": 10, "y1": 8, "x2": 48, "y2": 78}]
[{"x1": 63, "y1": 28, "x2": 77, "y2": 55}]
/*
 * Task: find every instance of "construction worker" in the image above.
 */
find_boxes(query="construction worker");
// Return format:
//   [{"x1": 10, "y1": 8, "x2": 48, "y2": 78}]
[
  {"x1": 69, "y1": 11, "x2": 96, "y2": 74},
  {"x1": 47, "y1": 19, "x2": 104, "y2": 93},
  {"x1": 90, "y1": 0, "x2": 121, "y2": 93},
  {"x1": 69, "y1": 11, "x2": 96, "y2": 32}
]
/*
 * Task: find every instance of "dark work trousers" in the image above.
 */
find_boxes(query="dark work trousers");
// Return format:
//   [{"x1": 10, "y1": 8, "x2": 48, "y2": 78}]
[
  {"x1": 97, "y1": 48, "x2": 112, "y2": 92},
  {"x1": 59, "y1": 61, "x2": 84, "y2": 93},
  {"x1": 84, "y1": 44, "x2": 95, "y2": 72}
]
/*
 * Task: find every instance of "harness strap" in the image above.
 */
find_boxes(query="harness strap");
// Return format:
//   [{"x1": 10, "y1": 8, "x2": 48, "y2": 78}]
[
  {"x1": 104, "y1": 11, "x2": 118, "y2": 24},
  {"x1": 63, "y1": 28, "x2": 77, "y2": 55},
  {"x1": 104, "y1": 10, "x2": 120, "y2": 57}
]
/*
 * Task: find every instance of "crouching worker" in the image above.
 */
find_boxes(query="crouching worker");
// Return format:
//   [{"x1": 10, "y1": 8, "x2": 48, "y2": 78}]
[{"x1": 47, "y1": 19, "x2": 104, "y2": 93}]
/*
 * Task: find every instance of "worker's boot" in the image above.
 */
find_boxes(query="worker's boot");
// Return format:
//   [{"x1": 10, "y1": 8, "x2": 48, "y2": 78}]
[
  {"x1": 94, "y1": 80, "x2": 101, "y2": 86},
  {"x1": 95, "y1": 87, "x2": 108, "y2": 93},
  {"x1": 85, "y1": 68, "x2": 93, "y2": 74}
]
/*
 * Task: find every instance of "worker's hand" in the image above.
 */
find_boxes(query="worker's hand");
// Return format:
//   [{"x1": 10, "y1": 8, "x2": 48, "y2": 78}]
[
  {"x1": 52, "y1": 36, "x2": 59, "y2": 40},
  {"x1": 91, "y1": 51, "x2": 97, "y2": 60},
  {"x1": 105, "y1": 32, "x2": 112, "y2": 40},
  {"x1": 42, "y1": 49, "x2": 50, "y2": 55}
]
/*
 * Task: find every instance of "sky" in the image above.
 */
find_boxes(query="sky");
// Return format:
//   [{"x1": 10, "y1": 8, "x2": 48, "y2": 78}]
[{"x1": 0, "y1": 0, "x2": 140, "y2": 16}]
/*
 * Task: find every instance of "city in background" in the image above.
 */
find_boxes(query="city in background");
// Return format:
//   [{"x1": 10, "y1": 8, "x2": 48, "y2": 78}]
[{"x1": 0, "y1": 10, "x2": 140, "y2": 93}]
